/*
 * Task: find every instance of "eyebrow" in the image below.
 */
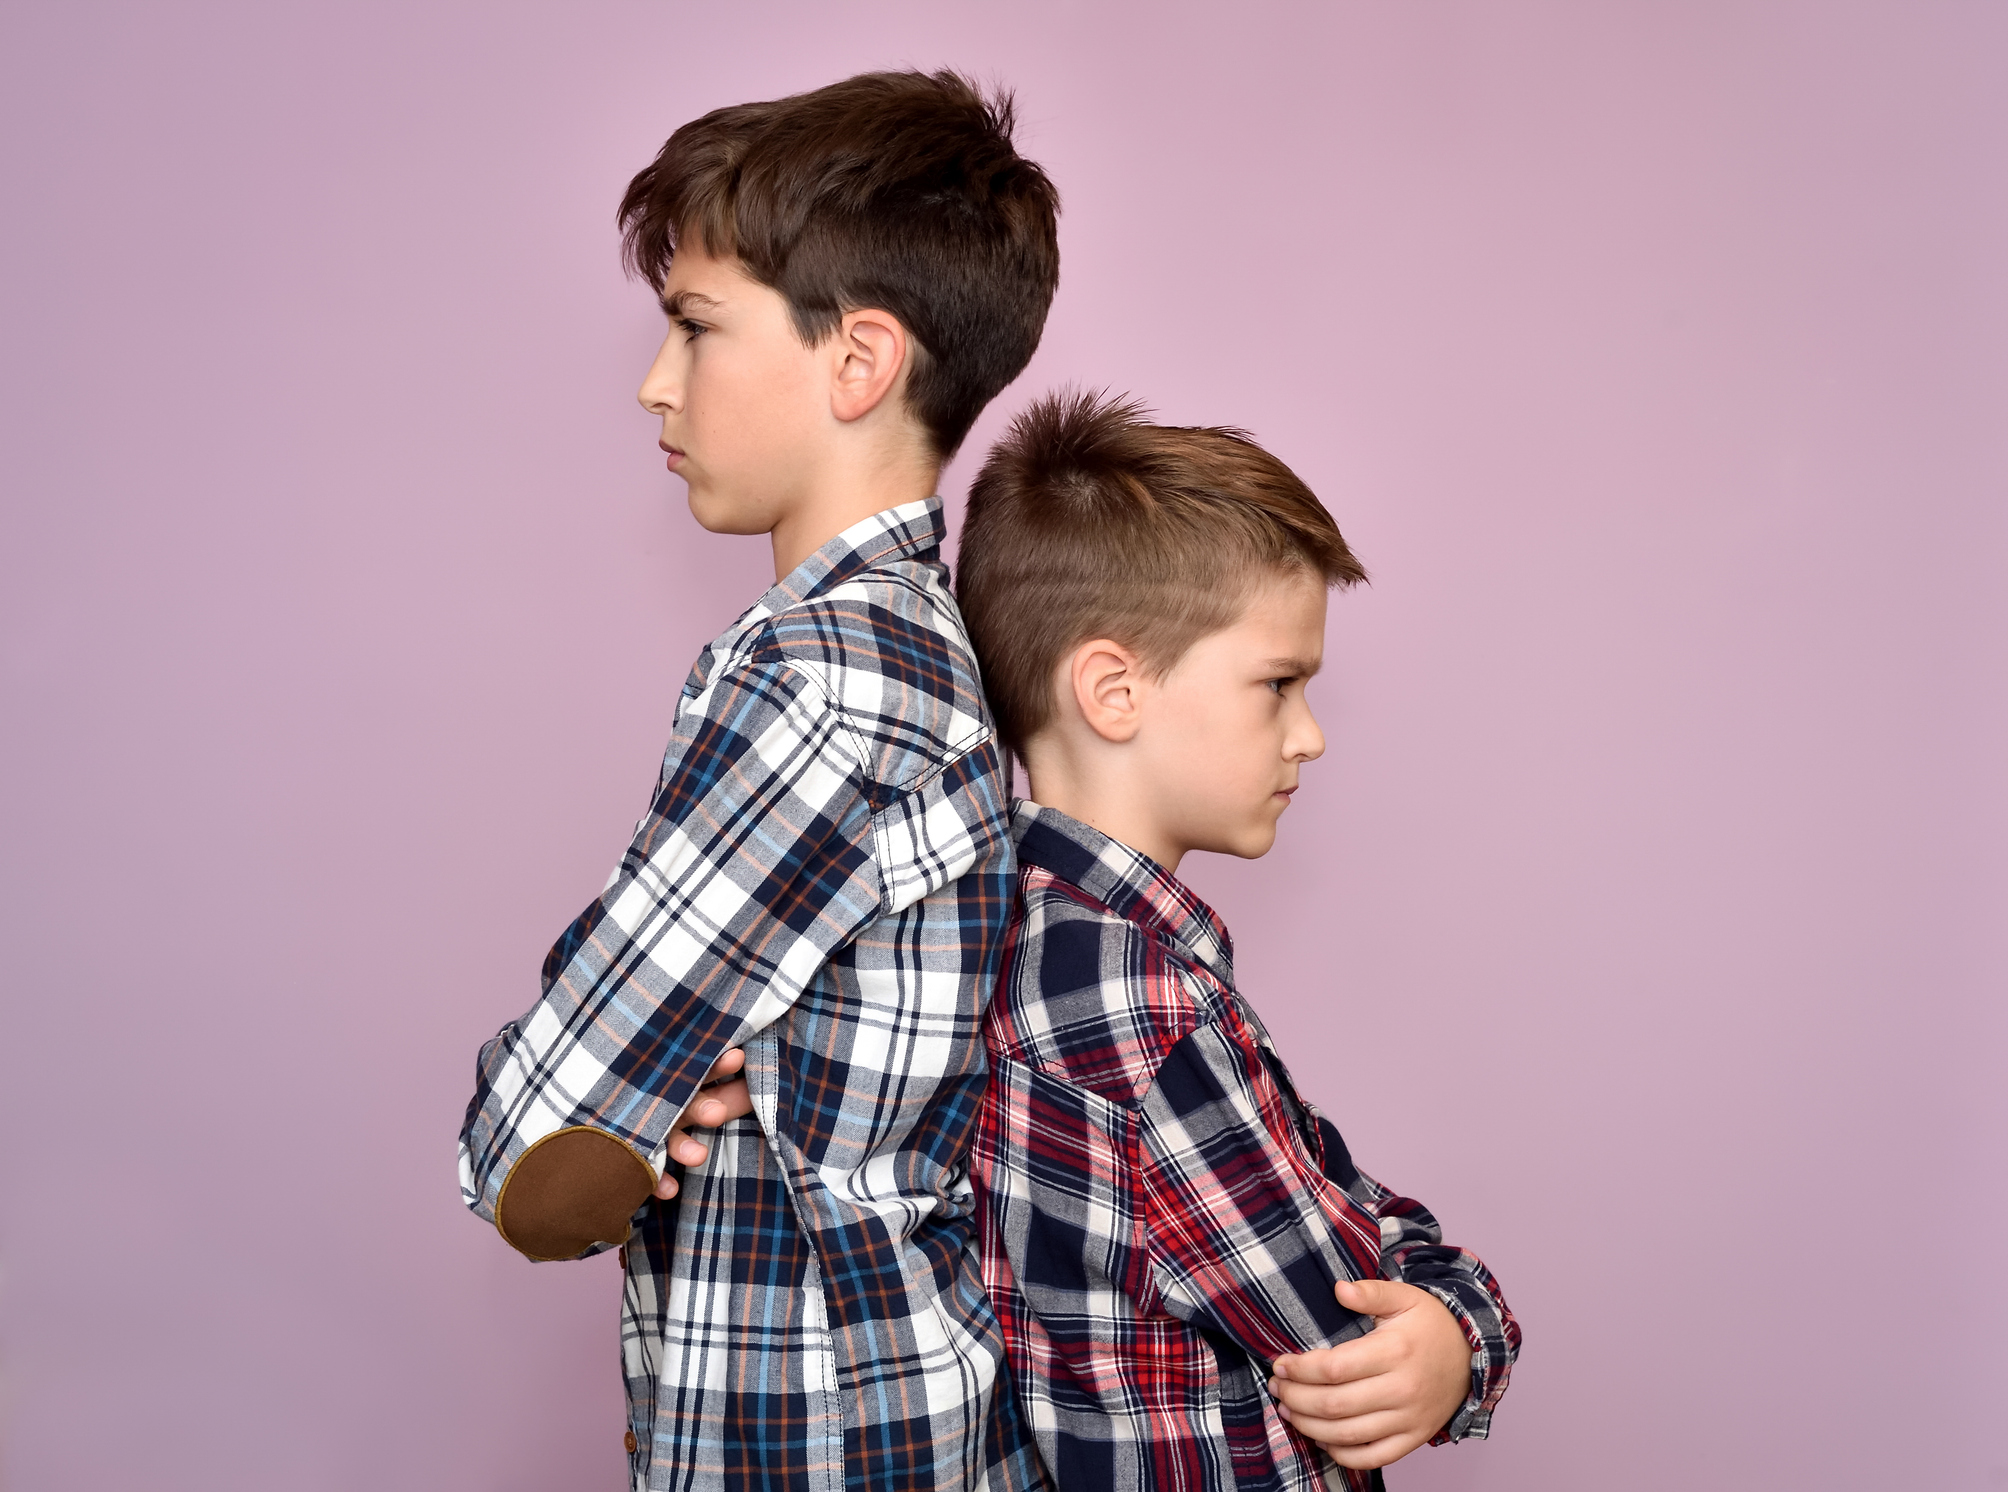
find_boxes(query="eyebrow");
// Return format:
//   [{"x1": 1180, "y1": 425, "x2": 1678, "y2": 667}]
[
  {"x1": 1265, "y1": 656, "x2": 1323, "y2": 677},
  {"x1": 660, "y1": 289, "x2": 723, "y2": 317}
]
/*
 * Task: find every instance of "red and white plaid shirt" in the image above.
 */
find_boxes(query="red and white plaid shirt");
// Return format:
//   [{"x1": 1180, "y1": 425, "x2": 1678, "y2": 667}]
[{"x1": 972, "y1": 803, "x2": 1519, "y2": 1492}]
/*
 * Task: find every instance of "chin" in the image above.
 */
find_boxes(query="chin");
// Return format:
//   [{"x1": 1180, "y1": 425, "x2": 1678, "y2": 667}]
[
  {"x1": 1197, "y1": 826, "x2": 1279, "y2": 862},
  {"x1": 1240, "y1": 811, "x2": 1286, "y2": 857},
  {"x1": 686, "y1": 486, "x2": 774, "y2": 537}
]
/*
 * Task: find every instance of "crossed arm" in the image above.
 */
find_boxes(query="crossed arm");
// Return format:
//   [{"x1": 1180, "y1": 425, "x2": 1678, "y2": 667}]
[
  {"x1": 678, "y1": 1059, "x2": 1477, "y2": 1478},
  {"x1": 1139, "y1": 1013, "x2": 1517, "y2": 1474},
  {"x1": 458, "y1": 659, "x2": 881, "y2": 1258},
  {"x1": 1269, "y1": 1112, "x2": 1522, "y2": 1468},
  {"x1": 683, "y1": 1025, "x2": 1507, "y2": 1480}
]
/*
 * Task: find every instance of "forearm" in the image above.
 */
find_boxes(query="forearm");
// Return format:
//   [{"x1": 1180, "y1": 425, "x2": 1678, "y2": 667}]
[
  {"x1": 459, "y1": 658, "x2": 878, "y2": 1260},
  {"x1": 456, "y1": 1026, "x2": 675, "y2": 1261},
  {"x1": 1327, "y1": 1129, "x2": 1519, "y2": 1440}
]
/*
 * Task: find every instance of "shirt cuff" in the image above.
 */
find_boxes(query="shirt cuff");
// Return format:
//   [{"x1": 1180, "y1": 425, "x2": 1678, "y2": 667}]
[{"x1": 1413, "y1": 1279, "x2": 1506, "y2": 1444}]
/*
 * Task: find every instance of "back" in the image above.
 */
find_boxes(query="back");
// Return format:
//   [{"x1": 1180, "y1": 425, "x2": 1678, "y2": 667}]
[
  {"x1": 623, "y1": 511, "x2": 1022, "y2": 1489},
  {"x1": 461, "y1": 502, "x2": 1045, "y2": 1492}
]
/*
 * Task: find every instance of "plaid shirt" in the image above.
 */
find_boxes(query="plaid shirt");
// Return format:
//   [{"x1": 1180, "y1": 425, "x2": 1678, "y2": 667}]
[
  {"x1": 972, "y1": 804, "x2": 1519, "y2": 1492},
  {"x1": 459, "y1": 500, "x2": 1044, "y2": 1492}
]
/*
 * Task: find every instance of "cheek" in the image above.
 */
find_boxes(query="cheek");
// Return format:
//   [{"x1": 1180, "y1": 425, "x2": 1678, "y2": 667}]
[
  {"x1": 1195, "y1": 693, "x2": 1265, "y2": 746},
  {"x1": 689, "y1": 348, "x2": 742, "y2": 419},
  {"x1": 726, "y1": 346, "x2": 820, "y2": 445},
  {"x1": 1166, "y1": 699, "x2": 1262, "y2": 793},
  {"x1": 1219, "y1": 703, "x2": 1286, "y2": 795}
]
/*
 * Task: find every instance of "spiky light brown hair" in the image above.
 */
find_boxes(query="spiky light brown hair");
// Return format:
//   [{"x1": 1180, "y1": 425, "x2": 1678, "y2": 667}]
[{"x1": 956, "y1": 389, "x2": 1366, "y2": 758}]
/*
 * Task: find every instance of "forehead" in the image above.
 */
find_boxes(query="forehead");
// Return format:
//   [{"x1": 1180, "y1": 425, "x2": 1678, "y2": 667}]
[
  {"x1": 1168, "y1": 568, "x2": 1327, "y2": 681},
  {"x1": 1229, "y1": 569, "x2": 1328, "y2": 649},
  {"x1": 659, "y1": 240, "x2": 759, "y2": 302}
]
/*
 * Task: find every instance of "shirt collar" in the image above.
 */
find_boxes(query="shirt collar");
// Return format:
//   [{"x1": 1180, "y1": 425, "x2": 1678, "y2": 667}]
[
  {"x1": 1009, "y1": 801, "x2": 1235, "y2": 986},
  {"x1": 753, "y1": 497, "x2": 944, "y2": 617},
  {"x1": 681, "y1": 499, "x2": 944, "y2": 708}
]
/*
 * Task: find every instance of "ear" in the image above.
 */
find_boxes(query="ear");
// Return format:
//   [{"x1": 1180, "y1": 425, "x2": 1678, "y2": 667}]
[
  {"x1": 829, "y1": 308, "x2": 909, "y2": 424},
  {"x1": 1068, "y1": 640, "x2": 1144, "y2": 744}
]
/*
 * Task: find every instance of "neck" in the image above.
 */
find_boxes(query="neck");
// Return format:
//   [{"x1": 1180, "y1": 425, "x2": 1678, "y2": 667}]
[
  {"x1": 1023, "y1": 738, "x2": 1186, "y2": 874},
  {"x1": 769, "y1": 441, "x2": 940, "y2": 581}
]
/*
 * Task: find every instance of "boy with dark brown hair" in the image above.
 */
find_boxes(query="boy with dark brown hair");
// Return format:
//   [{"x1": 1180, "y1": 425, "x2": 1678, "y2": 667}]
[
  {"x1": 458, "y1": 72, "x2": 1058, "y2": 1492},
  {"x1": 958, "y1": 392, "x2": 1519, "y2": 1491}
]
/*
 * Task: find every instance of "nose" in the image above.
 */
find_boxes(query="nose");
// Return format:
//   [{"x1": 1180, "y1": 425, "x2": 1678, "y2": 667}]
[
  {"x1": 1287, "y1": 698, "x2": 1326, "y2": 764},
  {"x1": 637, "y1": 330, "x2": 682, "y2": 416}
]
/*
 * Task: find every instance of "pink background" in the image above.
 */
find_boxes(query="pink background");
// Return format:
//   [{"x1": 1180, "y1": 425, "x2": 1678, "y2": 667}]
[{"x1": 2, "y1": 3, "x2": 2003, "y2": 1488}]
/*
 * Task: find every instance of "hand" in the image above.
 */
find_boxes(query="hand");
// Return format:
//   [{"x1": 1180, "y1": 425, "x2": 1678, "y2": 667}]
[
  {"x1": 1267, "y1": 1278, "x2": 1473, "y2": 1470},
  {"x1": 653, "y1": 1048, "x2": 754, "y2": 1200}
]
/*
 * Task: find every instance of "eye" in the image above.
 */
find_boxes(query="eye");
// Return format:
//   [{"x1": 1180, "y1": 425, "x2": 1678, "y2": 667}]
[
  {"x1": 1266, "y1": 676, "x2": 1297, "y2": 696},
  {"x1": 674, "y1": 316, "x2": 708, "y2": 342}
]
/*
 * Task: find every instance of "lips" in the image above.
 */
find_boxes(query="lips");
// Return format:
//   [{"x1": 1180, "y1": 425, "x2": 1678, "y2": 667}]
[{"x1": 660, "y1": 441, "x2": 685, "y2": 470}]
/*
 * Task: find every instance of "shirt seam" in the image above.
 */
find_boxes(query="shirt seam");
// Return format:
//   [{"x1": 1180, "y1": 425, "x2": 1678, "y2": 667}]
[
  {"x1": 734, "y1": 601, "x2": 993, "y2": 798},
  {"x1": 998, "y1": 920, "x2": 1216, "y2": 1103},
  {"x1": 1014, "y1": 859, "x2": 1233, "y2": 991},
  {"x1": 735, "y1": 654, "x2": 888, "y2": 923}
]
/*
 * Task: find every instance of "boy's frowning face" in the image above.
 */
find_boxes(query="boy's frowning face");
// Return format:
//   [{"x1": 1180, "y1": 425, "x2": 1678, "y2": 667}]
[
  {"x1": 1136, "y1": 570, "x2": 1329, "y2": 863},
  {"x1": 637, "y1": 242, "x2": 831, "y2": 537}
]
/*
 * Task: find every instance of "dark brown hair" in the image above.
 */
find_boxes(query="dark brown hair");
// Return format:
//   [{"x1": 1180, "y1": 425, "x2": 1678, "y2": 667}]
[
  {"x1": 618, "y1": 70, "x2": 1060, "y2": 459},
  {"x1": 956, "y1": 390, "x2": 1367, "y2": 758}
]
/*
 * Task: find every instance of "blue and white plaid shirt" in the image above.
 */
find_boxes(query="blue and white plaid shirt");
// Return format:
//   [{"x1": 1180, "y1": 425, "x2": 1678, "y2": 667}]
[{"x1": 459, "y1": 500, "x2": 1045, "y2": 1492}]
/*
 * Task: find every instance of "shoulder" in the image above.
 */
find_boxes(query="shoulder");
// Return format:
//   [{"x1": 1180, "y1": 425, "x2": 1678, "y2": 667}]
[
  {"x1": 743, "y1": 562, "x2": 993, "y2": 792},
  {"x1": 989, "y1": 870, "x2": 1216, "y2": 1105}
]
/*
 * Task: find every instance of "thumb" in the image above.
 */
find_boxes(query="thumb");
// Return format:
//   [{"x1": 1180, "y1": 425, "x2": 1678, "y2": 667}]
[{"x1": 1333, "y1": 1276, "x2": 1411, "y2": 1320}]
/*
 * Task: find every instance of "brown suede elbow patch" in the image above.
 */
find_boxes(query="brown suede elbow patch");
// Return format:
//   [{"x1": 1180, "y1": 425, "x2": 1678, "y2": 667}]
[{"x1": 494, "y1": 1127, "x2": 655, "y2": 1261}]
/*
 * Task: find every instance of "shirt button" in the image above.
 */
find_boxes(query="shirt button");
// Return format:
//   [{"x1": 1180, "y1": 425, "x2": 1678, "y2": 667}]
[{"x1": 624, "y1": 1430, "x2": 638, "y2": 1454}]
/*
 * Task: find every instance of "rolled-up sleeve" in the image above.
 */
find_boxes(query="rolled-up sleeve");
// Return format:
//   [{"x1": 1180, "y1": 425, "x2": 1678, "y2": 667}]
[{"x1": 457, "y1": 658, "x2": 879, "y2": 1261}]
